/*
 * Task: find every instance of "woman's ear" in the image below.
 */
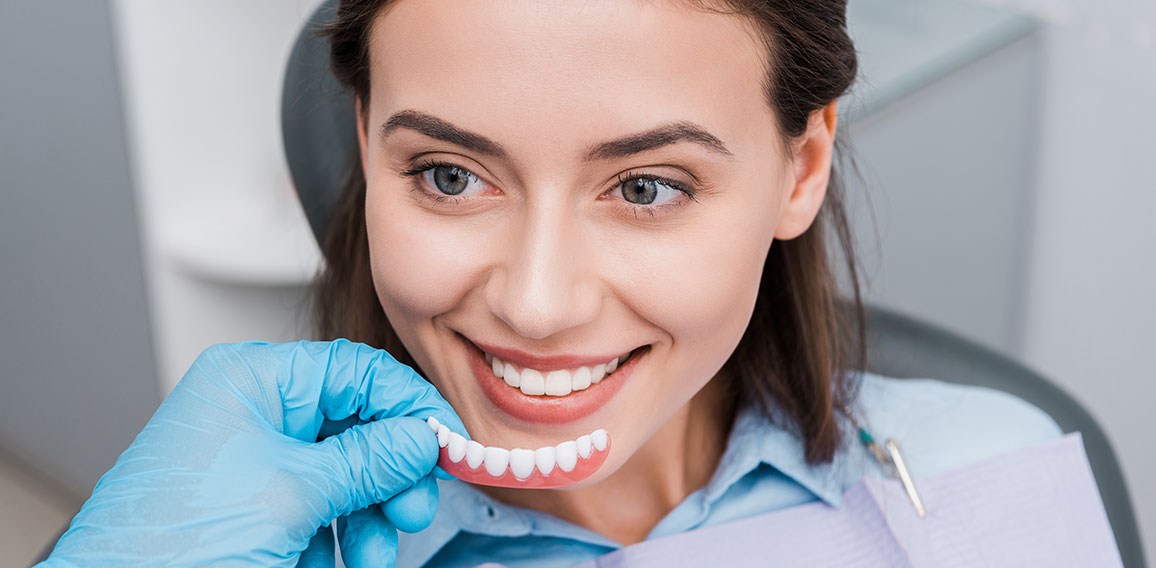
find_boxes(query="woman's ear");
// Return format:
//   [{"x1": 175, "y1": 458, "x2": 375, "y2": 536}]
[
  {"x1": 355, "y1": 97, "x2": 369, "y2": 175},
  {"x1": 774, "y1": 101, "x2": 839, "y2": 240}
]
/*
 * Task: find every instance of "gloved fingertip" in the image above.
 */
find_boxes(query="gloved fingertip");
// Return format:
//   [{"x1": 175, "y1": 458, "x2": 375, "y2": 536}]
[
  {"x1": 384, "y1": 475, "x2": 439, "y2": 533},
  {"x1": 338, "y1": 507, "x2": 399, "y2": 568},
  {"x1": 320, "y1": 417, "x2": 441, "y2": 516},
  {"x1": 433, "y1": 465, "x2": 457, "y2": 481},
  {"x1": 295, "y1": 523, "x2": 336, "y2": 568}
]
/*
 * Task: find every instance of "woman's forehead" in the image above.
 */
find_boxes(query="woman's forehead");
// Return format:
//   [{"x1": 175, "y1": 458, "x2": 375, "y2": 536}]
[{"x1": 366, "y1": 0, "x2": 777, "y2": 162}]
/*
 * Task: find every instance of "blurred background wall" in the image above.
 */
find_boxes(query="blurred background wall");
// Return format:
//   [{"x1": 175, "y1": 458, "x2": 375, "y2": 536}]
[
  {"x1": 0, "y1": 3, "x2": 160, "y2": 558},
  {"x1": 984, "y1": 2, "x2": 1156, "y2": 562},
  {"x1": 1, "y1": 0, "x2": 1152, "y2": 564}
]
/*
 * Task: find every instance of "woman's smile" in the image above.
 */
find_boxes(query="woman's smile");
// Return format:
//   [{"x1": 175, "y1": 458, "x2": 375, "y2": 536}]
[{"x1": 463, "y1": 334, "x2": 648, "y2": 424}]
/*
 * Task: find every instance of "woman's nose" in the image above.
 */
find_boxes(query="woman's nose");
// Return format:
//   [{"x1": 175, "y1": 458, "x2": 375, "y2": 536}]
[{"x1": 483, "y1": 208, "x2": 603, "y2": 340}]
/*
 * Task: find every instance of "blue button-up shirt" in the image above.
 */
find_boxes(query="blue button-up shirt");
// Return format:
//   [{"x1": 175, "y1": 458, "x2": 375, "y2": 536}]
[{"x1": 395, "y1": 373, "x2": 1063, "y2": 567}]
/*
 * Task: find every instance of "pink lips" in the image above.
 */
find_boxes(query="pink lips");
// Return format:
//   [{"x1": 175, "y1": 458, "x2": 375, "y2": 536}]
[
  {"x1": 464, "y1": 338, "x2": 641, "y2": 424},
  {"x1": 436, "y1": 434, "x2": 612, "y2": 488}
]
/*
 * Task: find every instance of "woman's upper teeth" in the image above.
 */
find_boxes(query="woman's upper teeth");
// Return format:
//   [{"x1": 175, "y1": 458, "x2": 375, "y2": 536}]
[{"x1": 487, "y1": 353, "x2": 627, "y2": 396}]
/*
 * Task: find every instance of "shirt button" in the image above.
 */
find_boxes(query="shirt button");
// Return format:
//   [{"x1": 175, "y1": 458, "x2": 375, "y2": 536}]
[{"x1": 476, "y1": 497, "x2": 498, "y2": 520}]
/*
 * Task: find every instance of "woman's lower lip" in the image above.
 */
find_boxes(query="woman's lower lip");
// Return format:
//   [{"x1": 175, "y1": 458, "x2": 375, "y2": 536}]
[{"x1": 465, "y1": 339, "x2": 640, "y2": 424}]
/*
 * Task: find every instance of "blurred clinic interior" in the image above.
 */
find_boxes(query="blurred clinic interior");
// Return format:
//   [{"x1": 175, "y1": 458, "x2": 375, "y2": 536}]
[{"x1": 1, "y1": 0, "x2": 1154, "y2": 565}]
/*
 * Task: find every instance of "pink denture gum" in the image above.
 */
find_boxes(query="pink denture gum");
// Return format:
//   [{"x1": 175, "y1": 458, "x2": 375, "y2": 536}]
[{"x1": 427, "y1": 417, "x2": 610, "y2": 489}]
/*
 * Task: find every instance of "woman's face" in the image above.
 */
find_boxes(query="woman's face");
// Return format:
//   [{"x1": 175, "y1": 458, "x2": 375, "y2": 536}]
[{"x1": 358, "y1": 0, "x2": 830, "y2": 485}]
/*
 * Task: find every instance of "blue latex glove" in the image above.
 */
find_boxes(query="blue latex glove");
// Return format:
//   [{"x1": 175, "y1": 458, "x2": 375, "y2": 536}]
[{"x1": 37, "y1": 340, "x2": 466, "y2": 568}]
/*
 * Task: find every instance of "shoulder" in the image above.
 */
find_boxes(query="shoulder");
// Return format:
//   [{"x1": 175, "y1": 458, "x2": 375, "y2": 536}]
[{"x1": 852, "y1": 372, "x2": 1064, "y2": 478}]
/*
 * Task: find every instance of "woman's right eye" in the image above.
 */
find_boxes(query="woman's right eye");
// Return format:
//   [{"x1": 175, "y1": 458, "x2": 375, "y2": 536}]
[{"x1": 404, "y1": 162, "x2": 490, "y2": 198}]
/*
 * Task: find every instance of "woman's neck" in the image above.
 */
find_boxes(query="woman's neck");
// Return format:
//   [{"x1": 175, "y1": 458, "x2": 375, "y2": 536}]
[{"x1": 478, "y1": 376, "x2": 734, "y2": 545}]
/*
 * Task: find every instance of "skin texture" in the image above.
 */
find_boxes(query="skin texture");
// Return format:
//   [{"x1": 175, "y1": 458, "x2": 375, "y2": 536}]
[{"x1": 355, "y1": 0, "x2": 838, "y2": 545}]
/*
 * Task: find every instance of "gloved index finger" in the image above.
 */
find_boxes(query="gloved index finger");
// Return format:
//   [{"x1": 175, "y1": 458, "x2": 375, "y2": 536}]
[{"x1": 273, "y1": 339, "x2": 468, "y2": 444}]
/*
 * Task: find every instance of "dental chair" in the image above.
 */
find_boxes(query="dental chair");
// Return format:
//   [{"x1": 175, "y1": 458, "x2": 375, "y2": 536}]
[{"x1": 274, "y1": 3, "x2": 1148, "y2": 567}]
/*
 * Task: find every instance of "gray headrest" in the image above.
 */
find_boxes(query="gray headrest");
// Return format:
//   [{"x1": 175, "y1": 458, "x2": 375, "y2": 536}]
[{"x1": 280, "y1": 0, "x2": 355, "y2": 244}]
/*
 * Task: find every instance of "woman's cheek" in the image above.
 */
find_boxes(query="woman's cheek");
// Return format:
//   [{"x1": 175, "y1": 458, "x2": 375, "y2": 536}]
[
  {"x1": 365, "y1": 201, "x2": 489, "y2": 321},
  {"x1": 625, "y1": 218, "x2": 770, "y2": 359}
]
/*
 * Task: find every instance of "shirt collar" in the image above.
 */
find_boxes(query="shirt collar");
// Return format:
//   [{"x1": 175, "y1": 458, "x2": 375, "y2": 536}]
[
  {"x1": 398, "y1": 402, "x2": 862, "y2": 566},
  {"x1": 704, "y1": 402, "x2": 860, "y2": 508}
]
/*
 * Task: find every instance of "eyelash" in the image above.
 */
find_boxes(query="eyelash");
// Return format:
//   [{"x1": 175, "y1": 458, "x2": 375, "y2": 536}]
[{"x1": 399, "y1": 158, "x2": 697, "y2": 214}]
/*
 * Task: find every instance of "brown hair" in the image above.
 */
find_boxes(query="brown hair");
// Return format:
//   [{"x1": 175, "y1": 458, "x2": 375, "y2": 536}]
[{"x1": 314, "y1": 0, "x2": 865, "y2": 464}]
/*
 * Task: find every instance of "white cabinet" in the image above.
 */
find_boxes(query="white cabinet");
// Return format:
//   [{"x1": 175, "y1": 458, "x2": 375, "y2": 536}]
[{"x1": 113, "y1": 0, "x2": 325, "y2": 394}]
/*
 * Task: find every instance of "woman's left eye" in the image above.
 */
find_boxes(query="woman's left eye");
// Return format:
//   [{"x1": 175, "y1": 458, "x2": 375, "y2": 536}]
[{"x1": 611, "y1": 175, "x2": 687, "y2": 206}]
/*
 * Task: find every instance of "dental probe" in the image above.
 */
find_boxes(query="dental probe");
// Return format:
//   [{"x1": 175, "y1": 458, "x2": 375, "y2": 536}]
[{"x1": 858, "y1": 427, "x2": 927, "y2": 518}]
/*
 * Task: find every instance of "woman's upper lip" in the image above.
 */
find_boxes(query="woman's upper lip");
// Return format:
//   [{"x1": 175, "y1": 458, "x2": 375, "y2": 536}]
[{"x1": 467, "y1": 338, "x2": 631, "y2": 372}]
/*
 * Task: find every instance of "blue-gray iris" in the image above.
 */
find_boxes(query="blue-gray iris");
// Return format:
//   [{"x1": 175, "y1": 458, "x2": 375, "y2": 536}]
[
  {"x1": 434, "y1": 166, "x2": 471, "y2": 195},
  {"x1": 622, "y1": 178, "x2": 659, "y2": 204}
]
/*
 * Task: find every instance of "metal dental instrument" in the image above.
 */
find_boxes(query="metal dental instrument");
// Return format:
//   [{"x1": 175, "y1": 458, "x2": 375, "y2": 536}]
[{"x1": 858, "y1": 428, "x2": 927, "y2": 518}]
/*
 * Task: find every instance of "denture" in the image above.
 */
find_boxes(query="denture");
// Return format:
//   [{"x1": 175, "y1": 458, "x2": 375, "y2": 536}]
[{"x1": 426, "y1": 417, "x2": 611, "y2": 488}]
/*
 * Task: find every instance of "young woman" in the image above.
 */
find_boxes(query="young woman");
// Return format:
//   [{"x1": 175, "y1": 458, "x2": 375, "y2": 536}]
[
  {"x1": 39, "y1": 1, "x2": 1061, "y2": 566},
  {"x1": 312, "y1": 0, "x2": 1061, "y2": 566}
]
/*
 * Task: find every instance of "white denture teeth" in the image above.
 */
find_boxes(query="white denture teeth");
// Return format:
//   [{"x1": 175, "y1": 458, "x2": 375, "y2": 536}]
[
  {"x1": 555, "y1": 441, "x2": 578, "y2": 473},
  {"x1": 487, "y1": 350, "x2": 635, "y2": 397},
  {"x1": 432, "y1": 420, "x2": 608, "y2": 480},
  {"x1": 591, "y1": 429, "x2": 608, "y2": 451},
  {"x1": 576, "y1": 435, "x2": 592, "y2": 459},
  {"x1": 484, "y1": 447, "x2": 510, "y2": 477},
  {"x1": 508, "y1": 449, "x2": 536, "y2": 479},
  {"x1": 447, "y1": 432, "x2": 467, "y2": 463},
  {"x1": 465, "y1": 440, "x2": 486, "y2": 469},
  {"x1": 534, "y1": 446, "x2": 557, "y2": 475}
]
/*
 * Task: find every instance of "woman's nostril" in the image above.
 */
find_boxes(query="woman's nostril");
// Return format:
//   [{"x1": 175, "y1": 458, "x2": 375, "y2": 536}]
[{"x1": 485, "y1": 272, "x2": 605, "y2": 341}]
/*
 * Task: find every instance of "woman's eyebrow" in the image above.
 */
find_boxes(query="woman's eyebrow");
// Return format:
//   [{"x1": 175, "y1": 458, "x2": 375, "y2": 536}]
[
  {"x1": 583, "y1": 121, "x2": 733, "y2": 161},
  {"x1": 380, "y1": 109, "x2": 734, "y2": 160},
  {"x1": 380, "y1": 110, "x2": 507, "y2": 157}
]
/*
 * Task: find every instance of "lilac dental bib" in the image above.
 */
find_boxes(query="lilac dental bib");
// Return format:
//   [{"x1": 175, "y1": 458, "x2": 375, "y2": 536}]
[{"x1": 477, "y1": 434, "x2": 1120, "y2": 568}]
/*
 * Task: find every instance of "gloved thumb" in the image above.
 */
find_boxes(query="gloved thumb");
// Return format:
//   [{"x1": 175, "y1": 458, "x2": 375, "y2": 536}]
[{"x1": 310, "y1": 416, "x2": 440, "y2": 520}]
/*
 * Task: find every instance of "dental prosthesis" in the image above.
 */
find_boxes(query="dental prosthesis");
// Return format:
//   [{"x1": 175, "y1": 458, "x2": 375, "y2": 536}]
[{"x1": 426, "y1": 417, "x2": 611, "y2": 488}]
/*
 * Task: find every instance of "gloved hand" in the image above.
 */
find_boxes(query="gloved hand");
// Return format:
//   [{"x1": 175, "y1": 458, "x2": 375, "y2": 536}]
[{"x1": 37, "y1": 339, "x2": 467, "y2": 568}]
